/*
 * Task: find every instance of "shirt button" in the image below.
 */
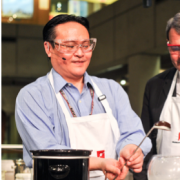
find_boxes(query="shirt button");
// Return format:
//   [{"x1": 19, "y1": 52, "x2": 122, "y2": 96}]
[
  {"x1": 68, "y1": 83, "x2": 71, "y2": 86},
  {"x1": 79, "y1": 100, "x2": 81, "y2": 103}
]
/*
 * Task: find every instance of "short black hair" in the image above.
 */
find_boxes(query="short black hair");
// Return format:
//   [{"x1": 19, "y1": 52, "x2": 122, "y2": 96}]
[
  {"x1": 166, "y1": 12, "x2": 180, "y2": 40},
  {"x1": 43, "y1": 14, "x2": 90, "y2": 47}
]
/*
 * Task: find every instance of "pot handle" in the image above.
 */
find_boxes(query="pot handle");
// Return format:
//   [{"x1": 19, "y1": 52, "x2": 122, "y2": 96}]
[{"x1": 48, "y1": 165, "x2": 70, "y2": 179}]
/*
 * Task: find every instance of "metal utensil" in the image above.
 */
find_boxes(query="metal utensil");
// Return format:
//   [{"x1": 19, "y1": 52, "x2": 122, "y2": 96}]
[
  {"x1": 110, "y1": 121, "x2": 171, "y2": 180},
  {"x1": 124, "y1": 121, "x2": 171, "y2": 165}
]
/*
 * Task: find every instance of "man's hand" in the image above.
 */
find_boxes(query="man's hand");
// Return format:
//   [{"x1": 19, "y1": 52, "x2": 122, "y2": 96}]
[
  {"x1": 102, "y1": 158, "x2": 129, "y2": 180},
  {"x1": 120, "y1": 144, "x2": 144, "y2": 173},
  {"x1": 101, "y1": 158, "x2": 121, "y2": 180},
  {"x1": 89, "y1": 157, "x2": 129, "y2": 180}
]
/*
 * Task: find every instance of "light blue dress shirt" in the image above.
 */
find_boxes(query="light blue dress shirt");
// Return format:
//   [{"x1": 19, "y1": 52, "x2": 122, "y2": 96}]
[{"x1": 15, "y1": 68, "x2": 152, "y2": 167}]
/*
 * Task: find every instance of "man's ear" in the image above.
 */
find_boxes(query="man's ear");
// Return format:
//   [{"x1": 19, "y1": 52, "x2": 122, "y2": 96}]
[{"x1": 44, "y1": 41, "x2": 51, "y2": 57}]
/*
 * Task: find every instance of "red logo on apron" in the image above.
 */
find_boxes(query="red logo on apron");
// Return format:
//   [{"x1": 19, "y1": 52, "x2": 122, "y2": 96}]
[
  {"x1": 178, "y1": 133, "x2": 180, "y2": 141},
  {"x1": 97, "y1": 150, "x2": 105, "y2": 158}
]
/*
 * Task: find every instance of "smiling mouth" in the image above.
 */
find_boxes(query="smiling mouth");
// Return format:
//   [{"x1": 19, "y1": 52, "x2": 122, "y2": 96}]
[{"x1": 73, "y1": 61, "x2": 85, "y2": 63}]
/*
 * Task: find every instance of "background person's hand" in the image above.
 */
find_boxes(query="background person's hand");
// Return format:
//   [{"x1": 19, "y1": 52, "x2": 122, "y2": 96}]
[{"x1": 119, "y1": 144, "x2": 144, "y2": 173}]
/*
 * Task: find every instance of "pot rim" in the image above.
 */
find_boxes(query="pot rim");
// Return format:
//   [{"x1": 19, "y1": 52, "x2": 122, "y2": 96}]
[
  {"x1": 32, "y1": 156, "x2": 90, "y2": 159},
  {"x1": 30, "y1": 149, "x2": 92, "y2": 156}
]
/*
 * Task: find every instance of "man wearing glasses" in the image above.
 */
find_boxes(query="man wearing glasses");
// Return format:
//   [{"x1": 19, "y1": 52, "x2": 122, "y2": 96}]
[
  {"x1": 15, "y1": 15, "x2": 151, "y2": 180},
  {"x1": 133, "y1": 12, "x2": 180, "y2": 180}
]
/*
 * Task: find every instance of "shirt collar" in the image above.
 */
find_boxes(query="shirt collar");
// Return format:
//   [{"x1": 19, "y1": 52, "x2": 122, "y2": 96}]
[
  {"x1": 83, "y1": 72, "x2": 96, "y2": 91},
  {"x1": 51, "y1": 68, "x2": 67, "y2": 93},
  {"x1": 51, "y1": 68, "x2": 94, "y2": 93}
]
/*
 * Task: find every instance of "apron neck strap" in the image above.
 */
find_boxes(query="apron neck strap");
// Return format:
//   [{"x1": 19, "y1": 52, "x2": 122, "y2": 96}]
[
  {"x1": 167, "y1": 70, "x2": 178, "y2": 100},
  {"x1": 48, "y1": 69, "x2": 71, "y2": 119},
  {"x1": 90, "y1": 78, "x2": 113, "y2": 115}
]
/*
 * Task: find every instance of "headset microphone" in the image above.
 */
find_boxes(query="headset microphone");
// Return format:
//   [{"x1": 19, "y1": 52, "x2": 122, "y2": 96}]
[{"x1": 50, "y1": 51, "x2": 66, "y2": 60}]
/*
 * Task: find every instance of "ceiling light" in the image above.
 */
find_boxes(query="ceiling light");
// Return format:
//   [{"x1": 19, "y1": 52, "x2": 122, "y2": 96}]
[{"x1": 120, "y1": 79, "x2": 126, "y2": 86}]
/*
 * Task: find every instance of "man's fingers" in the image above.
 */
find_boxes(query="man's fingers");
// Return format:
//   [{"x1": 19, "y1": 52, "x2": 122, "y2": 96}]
[
  {"x1": 128, "y1": 161, "x2": 143, "y2": 169},
  {"x1": 132, "y1": 167, "x2": 143, "y2": 173},
  {"x1": 106, "y1": 173, "x2": 119, "y2": 180},
  {"x1": 106, "y1": 165, "x2": 120, "y2": 175},
  {"x1": 105, "y1": 164, "x2": 120, "y2": 180},
  {"x1": 126, "y1": 151, "x2": 143, "y2": 174},
  {"x1": 126, "y1": 157, "x2": 143, "y2": 173},
  {"x1": 116, "y1": 165, "x2": 129, "y2": 180},
  {"x1": 127, "y1": 153, "x2": 143, "y2": 166},
  {"x1": 118, "y1": 157, "x2": 126, "y2": 166},
  {"x1": 129, "y1": 149, "x2": 143, "y2": 161},
  {"x1": 104, "y1": 161, "x2": 121, "y2": 177},
  {"x1": 119, "y1": 144, "x2": 144, "y2": 178}
]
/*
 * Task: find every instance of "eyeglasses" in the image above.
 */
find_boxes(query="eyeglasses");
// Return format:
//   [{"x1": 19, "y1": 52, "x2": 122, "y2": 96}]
[
  {"x1": 167, "y1": 42, "x2": 180, "y2": 54},
  {"x1": 50, "y1": 38, "x2": 97, "y2": 54}
]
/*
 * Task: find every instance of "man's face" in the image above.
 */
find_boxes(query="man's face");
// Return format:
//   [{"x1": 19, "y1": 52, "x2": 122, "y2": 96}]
[
  {"x1": 168, "y1": 28, "x2": 180, "y2": 71},
  {"x1": 49, "y1": 22, "x2": 92, "y2": 81}
]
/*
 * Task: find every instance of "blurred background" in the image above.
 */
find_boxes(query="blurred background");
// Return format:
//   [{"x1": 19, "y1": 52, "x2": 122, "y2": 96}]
[{"x1": 1, "y1": 0, "x2": 180, "y2": 165}]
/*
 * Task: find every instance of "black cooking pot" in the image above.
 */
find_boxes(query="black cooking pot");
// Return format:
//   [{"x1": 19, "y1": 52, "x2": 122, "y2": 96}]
[{"x1": 30, "y1": 149, "x2": 92, "y2": 180}]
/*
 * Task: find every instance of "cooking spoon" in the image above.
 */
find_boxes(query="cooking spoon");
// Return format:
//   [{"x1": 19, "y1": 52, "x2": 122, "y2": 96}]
[{"x1": 108, "y1": 121, "x2": 171, "y2": 180}]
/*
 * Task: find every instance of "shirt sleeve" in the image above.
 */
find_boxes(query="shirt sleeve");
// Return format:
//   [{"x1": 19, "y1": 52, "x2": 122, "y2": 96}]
[
  {"x1": 15, "y1": 85, "x2": 70, "y2": 166},
  {"x1": 112, "y1": 82, "x2": 152, "y2": 157}
]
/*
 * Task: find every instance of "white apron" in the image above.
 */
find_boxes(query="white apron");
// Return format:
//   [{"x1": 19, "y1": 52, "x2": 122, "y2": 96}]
[
  {"x1": 156, "y1": 70, "x2": 180, "y2": 155},
  {"x1": 48, "y1": 70, "x2": 120, "y2": 180}
]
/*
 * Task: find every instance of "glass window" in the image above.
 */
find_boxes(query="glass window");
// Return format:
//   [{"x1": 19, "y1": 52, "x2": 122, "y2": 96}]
[
  {"x1": 2, "y1": 0, "x2": 34, "y2": 19},
  {"x1": 49, "y1": 0, "x2": 117, "y2": 19}
]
